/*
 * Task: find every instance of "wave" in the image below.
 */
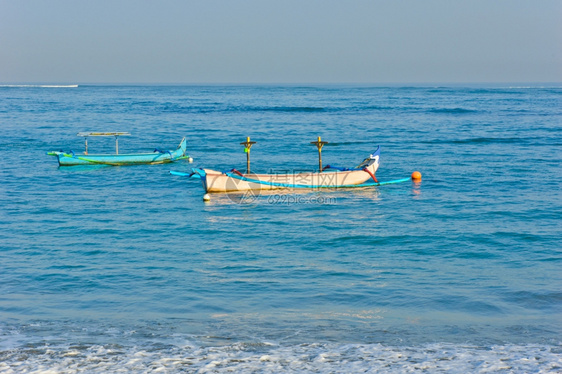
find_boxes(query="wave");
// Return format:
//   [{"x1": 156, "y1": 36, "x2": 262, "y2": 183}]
[
  {"x1": 429, "y1": 107, "x2": 479, "y2": 114},
  {"x1": 327, "y1": 140, "x2": 377, "y2": 146},
  {"x1": 126, "y1": 103, "x2": 333, "y2": 114},
  {"x1": 427, "y1": 137, "x2": 523, "y2": 145},
  {"x1": 0, "y1": 84, "x2": 78, "y2": 88},
  {"x1": 1, "y1": 341, "x2": 559, "y2": 373},
  {"x1": 250, "y1": 106, "x2": 327, "y2": 113}
]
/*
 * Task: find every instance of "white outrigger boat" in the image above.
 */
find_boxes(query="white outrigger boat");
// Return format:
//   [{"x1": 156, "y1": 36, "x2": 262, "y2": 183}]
[
  {"x1": 171, "y1": 137, "x2": 420, "y2": 199},
  {"x1": 190, "y1": 146, "x2": 382, "y2": 193},
  {"x1": 48, "y1": 132, "x2": 190, "y2": 166}
]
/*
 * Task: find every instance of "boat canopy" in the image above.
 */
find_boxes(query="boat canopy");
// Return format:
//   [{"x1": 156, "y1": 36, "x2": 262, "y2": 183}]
[
  {"x1": 76, "y1": 132, "x2": 131, "y2": 154},
  {"x1": 77, "y1": 132, "x2": 130, "y2": 137}
]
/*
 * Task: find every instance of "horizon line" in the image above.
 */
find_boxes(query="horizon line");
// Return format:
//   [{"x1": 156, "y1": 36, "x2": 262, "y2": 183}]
[{"x1": 2, "y1": 81, "x2": 561, "y2": 87}]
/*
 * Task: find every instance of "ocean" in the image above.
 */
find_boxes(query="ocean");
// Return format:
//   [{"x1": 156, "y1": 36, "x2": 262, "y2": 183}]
[{"x1": 0, "y1": 84, "x2": 560, "y2": 373}]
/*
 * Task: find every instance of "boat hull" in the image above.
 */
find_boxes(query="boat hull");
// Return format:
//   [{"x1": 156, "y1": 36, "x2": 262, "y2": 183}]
[
  {"x1": 49, "y1": 137, "x2": 187, "y2": 166},
  {"x1": 202, "y1": 167, "x2": 378, "y2": 193},
  {"x1": 196, "y1": 148, "x2": 380, "y2": 193}
]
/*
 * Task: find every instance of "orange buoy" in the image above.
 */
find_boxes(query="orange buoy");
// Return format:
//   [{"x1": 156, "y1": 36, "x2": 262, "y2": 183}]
[{"x1": 411, "y1": 171, "x2": 422, "y2": 181}]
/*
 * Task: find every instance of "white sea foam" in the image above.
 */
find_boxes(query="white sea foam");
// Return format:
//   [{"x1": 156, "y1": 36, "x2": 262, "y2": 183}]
[{"x1": 0, "y1": 342, "x2": 560, "y2": 373}]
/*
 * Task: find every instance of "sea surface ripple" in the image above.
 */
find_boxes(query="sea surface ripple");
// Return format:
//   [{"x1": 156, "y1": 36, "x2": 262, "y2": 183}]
[{"x1": 0, "y1": 84, "x2": 561, "y2": 373}]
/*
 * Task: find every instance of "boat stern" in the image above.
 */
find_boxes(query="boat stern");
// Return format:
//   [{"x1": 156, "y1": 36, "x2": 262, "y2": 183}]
[
  {"x1": 177, "y1": 137, "x2": 187, "y2": 156},
  {"x1": 356, "y1": 146, "x2": 380, "y2": 172}
]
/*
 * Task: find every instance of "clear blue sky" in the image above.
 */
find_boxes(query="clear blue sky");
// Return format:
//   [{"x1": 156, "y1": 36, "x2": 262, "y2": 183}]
[{"x1": 1, "y1": 0, "x2": 560, "y2": 84}]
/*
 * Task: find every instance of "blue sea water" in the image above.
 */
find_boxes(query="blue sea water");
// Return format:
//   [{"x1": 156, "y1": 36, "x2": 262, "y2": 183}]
[{"x1": 0, "y1": 84, "x2": 561, "y2": 373}]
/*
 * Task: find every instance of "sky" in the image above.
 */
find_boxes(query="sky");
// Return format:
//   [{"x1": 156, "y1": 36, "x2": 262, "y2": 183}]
[{"x1": 1, "y1": 0, "x2": 561, "y2": 84}]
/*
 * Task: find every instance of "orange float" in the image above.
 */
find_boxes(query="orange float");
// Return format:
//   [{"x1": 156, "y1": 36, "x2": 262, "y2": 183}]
[{"x1": 411, "y1": 171, "x2": 422, "y2": 181}]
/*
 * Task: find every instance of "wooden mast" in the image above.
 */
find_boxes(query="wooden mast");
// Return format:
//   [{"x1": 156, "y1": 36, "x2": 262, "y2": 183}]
[
  {"x1": 310, "y1": 136, "x2": 328, "y2": 172},
  {"x1": 240, "y1": 137, "x2": 257, "y2": 174}
]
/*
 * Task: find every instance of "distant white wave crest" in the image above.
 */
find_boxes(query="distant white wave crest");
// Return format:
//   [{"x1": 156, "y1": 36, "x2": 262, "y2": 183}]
[{"x1": 0, "y1": 84, "x2": 78, "y2": 88}]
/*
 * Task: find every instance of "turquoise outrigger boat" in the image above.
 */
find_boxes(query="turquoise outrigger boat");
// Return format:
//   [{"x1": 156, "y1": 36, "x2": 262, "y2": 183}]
[{"x1": 48, "y1": 132, "x2": 191, "y2": 166}]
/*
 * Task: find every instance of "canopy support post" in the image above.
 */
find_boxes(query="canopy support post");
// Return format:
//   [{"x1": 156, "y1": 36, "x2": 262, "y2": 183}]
[{"x1": 76, "y1": 132, "x2": 130, "y2": 155}]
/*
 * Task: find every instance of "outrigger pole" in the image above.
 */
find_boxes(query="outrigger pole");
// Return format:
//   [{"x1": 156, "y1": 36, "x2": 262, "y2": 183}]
[
  {"x1": 310, "y1": 136, "x2": 328, "y2": 172},
  {"x1": 240, "y1": 136, "x2": 256, "y2": 174}
]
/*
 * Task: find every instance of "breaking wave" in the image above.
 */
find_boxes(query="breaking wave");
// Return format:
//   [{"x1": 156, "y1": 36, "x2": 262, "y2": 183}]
[{"x1": 1, "y1": 341, "x2": 560, "y2": 373}]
